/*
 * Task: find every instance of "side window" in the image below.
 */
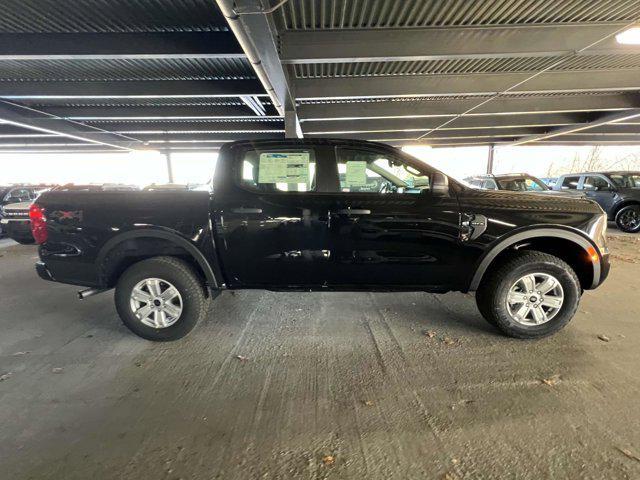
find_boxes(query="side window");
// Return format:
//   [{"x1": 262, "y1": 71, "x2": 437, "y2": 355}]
[
  {"x1": 583, "y1": 176, "x2": 610, "y2": 191},
  {"x1": 561, "y1": 176, "x2": 580, "y2": 190},
  {"x1": 336, "y1": 148, "x2": 430, "y2": 194},
  {"x1": 238, "y1": 148, "x2": 316, "y2": 193},
  {"x1": 482, "y1": 179, "x2": 498, "y2": 190}
]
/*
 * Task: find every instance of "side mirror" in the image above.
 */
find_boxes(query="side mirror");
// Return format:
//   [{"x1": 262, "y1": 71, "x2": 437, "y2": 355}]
[{"x1": 431, "y1": 172, "x2": 449, "y2": 197}]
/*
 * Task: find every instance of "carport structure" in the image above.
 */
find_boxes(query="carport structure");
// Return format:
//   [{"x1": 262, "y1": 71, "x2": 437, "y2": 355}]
[
  {"x1": 1, "y1": 0, "x2": 640, "y2": 157},
  {"x1": 0, "y1": 0, "x2": 283, "y2": 156},
  {"x1": 223, "y1": 0, "x2": 640, "y2": 148}
]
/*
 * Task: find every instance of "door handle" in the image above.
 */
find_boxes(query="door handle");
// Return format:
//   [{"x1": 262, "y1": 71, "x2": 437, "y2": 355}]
[
  {"x1": 333, "y1": 208, "x2": 371, "y2": 215},
  {"x1": 231, "y1": 207, "x2": 263, "y2": 214}
]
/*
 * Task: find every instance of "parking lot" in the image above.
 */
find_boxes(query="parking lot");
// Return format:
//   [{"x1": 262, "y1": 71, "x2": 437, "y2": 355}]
[{"x1": 1, "y1": 233, "x2": 639, "y2": 480}]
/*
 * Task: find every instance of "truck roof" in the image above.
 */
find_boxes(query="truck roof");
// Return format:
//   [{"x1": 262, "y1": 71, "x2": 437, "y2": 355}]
[{"x1": 221, "y1": 138, "x2": 400, "y2": 152}]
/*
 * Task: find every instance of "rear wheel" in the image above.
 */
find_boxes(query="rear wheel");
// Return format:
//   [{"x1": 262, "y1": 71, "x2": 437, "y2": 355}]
[
  {"x1": 476, "y1": 251, "x2": 581, "y2": 339},
  {"x1": 615, "y1": 205, "x2": 640, "y2": 233},
  {"x1": 115, "y1": 256, "x2": 207, "y2": 341}
]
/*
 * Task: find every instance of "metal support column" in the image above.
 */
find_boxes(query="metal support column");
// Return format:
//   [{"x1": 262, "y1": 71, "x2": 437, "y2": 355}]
[
  {"x1": 486, "y1": 144, "x2": 495, "y2": 174},
  {"x1": 165, "y1": 151, "x2": 174, "y2": 183},
  {"x1": 285, "y1": 108, "x2": 303, "y2": 138}
]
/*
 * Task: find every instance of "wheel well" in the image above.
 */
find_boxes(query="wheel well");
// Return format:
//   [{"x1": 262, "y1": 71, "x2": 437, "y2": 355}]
[
  {"x1": 479, "y1": 237, "x2": 594, "y2": 290},
  {"x1": 613, "y1": 200, "x2": 640, "y2": 219},
  {"x1": 100, "y1": 237, "x2": 209, "y2": 290}
]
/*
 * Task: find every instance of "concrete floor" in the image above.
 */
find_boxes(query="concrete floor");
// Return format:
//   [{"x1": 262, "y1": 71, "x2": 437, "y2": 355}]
[{"x1": 1, "y1": 237, "x2": 639, "y2": 480}]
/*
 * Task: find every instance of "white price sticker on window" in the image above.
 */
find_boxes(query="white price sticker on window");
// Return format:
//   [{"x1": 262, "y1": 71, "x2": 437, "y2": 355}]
[
  {"x1": 258, "y1": 152, "x2": 310, "y2": 184},
  {"x1": 344, "y1": 161, "x2": 367, "y2": 186}
]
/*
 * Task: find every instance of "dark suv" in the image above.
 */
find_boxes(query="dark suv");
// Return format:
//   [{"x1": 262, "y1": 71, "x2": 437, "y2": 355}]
[
  {"x1": 553, "y1": 172, "x2": 640, "y2": 233},
  {"x1": 465, "y1": 173, "x2": 550, "y2": 192}
]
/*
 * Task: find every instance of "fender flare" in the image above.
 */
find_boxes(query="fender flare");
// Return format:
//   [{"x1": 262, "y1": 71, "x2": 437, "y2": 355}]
[
  {"x1": 96, "y1": 228, "x2": 218, "y2": 288},
  {"x1": 468, "y1": 227, "x2": 600, "y2": 291}
]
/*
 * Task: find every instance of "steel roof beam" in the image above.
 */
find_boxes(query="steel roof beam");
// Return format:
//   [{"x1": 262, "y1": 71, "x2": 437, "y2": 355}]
[
  {"x1": 0, "y1": 80, "x2": 266, "y2": 98},
  {"x1": 298, "y1": 92, "x2": 640, "y2": 121},
  {"x1": 216, "y1": 0, "x2": 301, "y2": 136},
  {"x1": 316, "y1": 127, "x2": 542, "y2": 141},
  {"x1": 0, "y1": 32, "x2": 244, "y2": 60},
  {"x1": 0, "y1": 100, "x2": 142, "y2": 150},
  {"x1": 296, "y1": 70, "x2": 640, "y2": 100},
  {"x1": 39, "y1": 105, "x2": 261, "y2": 118},
  {"x1": 80, "y1": 120, "x2": 284, "y2": 133},
  {"x1": 302, "y1": 112, "x2": 598, "y2": 134},
  {"x1": 507, "y1": 109, "x2": 640, "y2": 146},
  {"x1": 281, "y1": 24, "x2": 639, "y2": 64}
]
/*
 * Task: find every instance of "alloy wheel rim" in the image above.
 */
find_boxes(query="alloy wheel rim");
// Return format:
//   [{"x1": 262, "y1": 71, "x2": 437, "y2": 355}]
[
  {"x1": 129, "y1": 278, "x2": 183, "y2": 329},
  {"x1": 619, "y1": 208, "x2": 640, "y2": 230},
  {"x1": 506, "y1": 273, "x2": 564, "y2": 326}
]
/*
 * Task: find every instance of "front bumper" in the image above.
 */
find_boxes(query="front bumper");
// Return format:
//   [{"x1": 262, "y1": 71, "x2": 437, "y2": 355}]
[{"x1": 597, "y1": 252, "x2": 611, "y2": 287}]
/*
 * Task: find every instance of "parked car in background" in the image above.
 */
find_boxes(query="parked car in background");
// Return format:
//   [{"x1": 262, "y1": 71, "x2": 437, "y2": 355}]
[
  {"x1": 464, "y1": 173, "x2": 583, "y2": 197},
  {"x1": 553, "y1": 172, "x2": 640, "y2": 233},
  {"x1": 0, "y1": 200, "x2": 34, "y2": 244},
  {"x1": 0, "y1": 185, "x2": 39, "y2": 237},
  {"x1": 539, "y1": 177, "x2": 558, "y2": 188},
  {"x1": 53, "y1": 183, "x2": 139, "y2": 192},
  {"x1": 32, "y1": 139, "x2": 609, "y2": 342}
]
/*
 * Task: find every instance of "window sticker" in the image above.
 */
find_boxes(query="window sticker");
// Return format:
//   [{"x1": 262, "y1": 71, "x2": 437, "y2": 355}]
[
  {"x1": 344, "y1": 161, "x2": 367, "y2": 186},
  {"x1": 258, "y1": 152, "x2": 310, "y2": 184}
]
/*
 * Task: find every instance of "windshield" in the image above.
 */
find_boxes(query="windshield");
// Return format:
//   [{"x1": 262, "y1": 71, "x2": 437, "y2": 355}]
[
  {"x1": 608, "y1": 173, "x2": 640, "y2": 188},
  {"x1": 496, "y1": 176, "x2": 548, "y2": 192}
]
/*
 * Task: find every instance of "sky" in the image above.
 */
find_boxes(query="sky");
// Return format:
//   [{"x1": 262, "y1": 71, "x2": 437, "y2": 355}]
[{"x1": 1, "y1": 145, "x2": 640, "y2": 186}]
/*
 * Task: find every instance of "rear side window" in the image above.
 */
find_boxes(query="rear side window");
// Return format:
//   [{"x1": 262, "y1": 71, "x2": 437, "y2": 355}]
[
  {"x1": 238, "y1": 148, "x2": 316, "y2": 193},
  {"x1": 583, "y1": 176, "x2": 611, "y2": 190},
  {"x1": 561, "y1": 176, "x2": 580, "y2": 190}
]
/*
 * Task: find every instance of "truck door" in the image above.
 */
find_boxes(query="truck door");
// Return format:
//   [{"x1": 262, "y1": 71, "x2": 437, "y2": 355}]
[
  {"x1": 211, "y1": 144, "x2": 334, "y2": 288},
  {"x1": 323, "y1": 146, "x2": 462, "y2": 290},
  {"x1": 581, "y1": 175, "x2": 617, "y2": 213}
]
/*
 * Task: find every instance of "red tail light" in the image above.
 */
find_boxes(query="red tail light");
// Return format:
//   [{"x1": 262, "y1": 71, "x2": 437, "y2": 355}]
[{"x1": 29, "y1": 203, "x2": 48, "y2": 244}]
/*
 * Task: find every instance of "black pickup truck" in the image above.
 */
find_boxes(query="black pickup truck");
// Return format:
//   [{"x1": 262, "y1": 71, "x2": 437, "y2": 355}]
[{"x1": 32, "y1": 139, "x2": 610, "y2": 341}]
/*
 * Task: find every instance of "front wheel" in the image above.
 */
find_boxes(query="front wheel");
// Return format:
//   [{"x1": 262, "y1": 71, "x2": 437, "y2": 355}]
[
  {"x1": 115, "y1": 256, "x2": 208, "y2": 341},
  {"x1": 615, "y1": 205, "x2": 640, "y2": 233},
  {"x1": 476, "y1": 251, "x2": 581, "y2": 339}
]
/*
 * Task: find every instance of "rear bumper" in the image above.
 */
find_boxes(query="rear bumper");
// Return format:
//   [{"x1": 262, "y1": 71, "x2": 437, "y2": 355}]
[{"x1": 35, "y1": 261, "x2": 55, "y2": 282}]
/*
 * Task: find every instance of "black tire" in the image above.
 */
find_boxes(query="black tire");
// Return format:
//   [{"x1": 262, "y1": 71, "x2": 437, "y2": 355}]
[
  {"x1": 615, "y1": 205, "x2": 640, "y2": 233},
  {"x1": 476, "y1": 251, "x2": 581, "y2": 339},
  {"x1": 14, "y1": 237, "x2": 35, "y2": 245},
  {"x1": 115, "y1": 256, "x2": 207, "y2": 341}
]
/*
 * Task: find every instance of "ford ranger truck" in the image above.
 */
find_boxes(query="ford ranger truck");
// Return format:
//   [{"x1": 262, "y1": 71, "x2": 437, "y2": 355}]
[{"x1": 31, "y1": 139, "x2": 610, "y2": 341}]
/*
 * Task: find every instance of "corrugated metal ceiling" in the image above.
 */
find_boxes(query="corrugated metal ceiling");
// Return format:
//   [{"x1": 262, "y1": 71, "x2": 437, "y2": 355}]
[
  {"x1": 0, "y1": 0, "x2": 228, "y2": 33},
  {"x1": 278, "y1": 0, "x2": 640, "y2": 29}
]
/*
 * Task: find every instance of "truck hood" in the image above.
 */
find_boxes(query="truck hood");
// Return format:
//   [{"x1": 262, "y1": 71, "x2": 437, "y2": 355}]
[
  {"x1": 2, "y1": 200, "x2": 33, "y2": 211},
  {"x1": 458, "y1": 187, "x2": 604, "y2": 214},
  {"x1": 538, "y1": 189, "x2": 587, "y2": 199},
  {"x1": 616, "y1": 187, "x2": 640, "y2": 198}
]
